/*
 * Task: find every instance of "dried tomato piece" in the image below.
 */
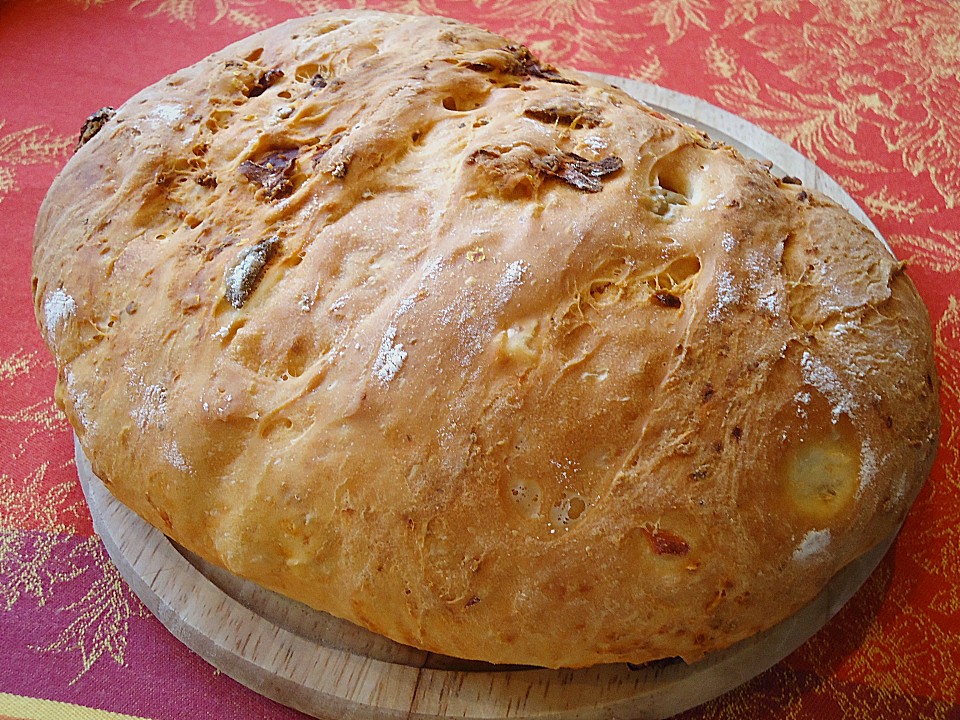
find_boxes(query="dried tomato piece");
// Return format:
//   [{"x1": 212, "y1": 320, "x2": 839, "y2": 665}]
[
  {"x1": 524, "y1": 97, "x2": 603, "y2": 128},
  {"x1": 247, "y1": 68, "x2": 284, "y2": 97},
  {"x1": 461, "y1": 60, "x2": 494, "y2": 72},
  {"x1": 533, "y1": 151, "x2": 623, "y2": 193},
  {"x1": 505, "y1": 45, "x2": 579, "y2": 85},
  {"x1": 76, "y1": 107, "x2": 116, "y2": 151},
  {"x1": 642, "y1": 525, "x2": 690, "y2": 556},
  {"x1": 238, "y1": 148, "x2": 299, "y2": 199},
  {"x1": 651, "y1": 291, "x2": 682, "y2": 308}
]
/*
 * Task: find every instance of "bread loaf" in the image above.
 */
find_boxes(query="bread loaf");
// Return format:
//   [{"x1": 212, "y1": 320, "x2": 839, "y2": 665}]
[{"x1": 33, "y1": 10, "x2": 940, "y2": 668}]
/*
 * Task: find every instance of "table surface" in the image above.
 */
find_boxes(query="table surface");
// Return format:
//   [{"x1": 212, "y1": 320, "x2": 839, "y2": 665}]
[{"x1": 0, "y1": 2, "x2": 958, "y2": 719}]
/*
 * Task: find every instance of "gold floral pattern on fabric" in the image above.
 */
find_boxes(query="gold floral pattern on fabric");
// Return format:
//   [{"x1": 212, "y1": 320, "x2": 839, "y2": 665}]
[
  {"x1": 627, "y1": 0, "x2": 711, "y2": 44},
  {"x1": 128, "y1": 0, "x2": 274, "y2": 29},
  {"x1": 0, "y1": 350, "x2": 43, "y2": 385},
  {"x1": 1, "y1": 0, "x2": 958, "y2": 716},
  {"x1": 0, "y1": 345, "x2": 147, "y2": 680},
  {"x1": 34, "y1": 537, "x2": 151, "y2": 681},
  {"x1": 932, "y1": 295, "x2": 960, "y2": 512},
  {"x1": 1, "y1": 400, "x2": 69, "y2": 461},
  {"x1": 702, "y1": 1, "x2": 960, "y2": 211},
  {"x1": 0, "y1": 123, "x2": 71, "y2": 206},
  {"x1": 863, "y1": 189, "x2": 923, "y2": 223},
  {"x1": 1, "y1": 529, "x2": 150, "y2": 682},
  {"x1": 893, "y1": 232, "x2": 960, "y2": 276}
]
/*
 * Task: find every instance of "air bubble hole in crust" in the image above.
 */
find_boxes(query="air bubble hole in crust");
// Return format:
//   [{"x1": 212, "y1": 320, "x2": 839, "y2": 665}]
[
  {"x1": 281, "y1": 343, "x2": 309, "y2": 379},
  {"x1": 441, "y1": 94, "x2": 487, "y2": 112},
  {"x1": 550, "y1": 492, "x2": 588, "y2": 527},
  {"x1": 583, "y1": 258, "x2": 632, "y2": 309},
  {"x1": 588, "y1": 280, "x2": 621, "y2": 306},
  {"x1": 244, "y1": 48, "x2": 265, "y2": 63},
  {"x1": 651, "y1": 147, "x2": 693, "y2": 198},
  {"x1": 647, "y1": 255, "x2": 701, "y2": 292},
  {"x1": 278, "y1": 252, "x2": 304, "y2": 271},
  {"x1": 213, "y1": 317, "x2": 245, "y2": 343},
  {"x1": 206, "y1": 109, "x2": 233, "y2": 133},
  {"x1": 640, "y1": 148, "x2": 702, "y2": 216},
  {"x1": 507, "y1": 479, "x2": 542, "y2": 519},
  {"x1": 259, "y1": 415, "x2": 293, "y2": 438},
  {"x1": 295, "y1": 63, "x2": 320, "y2": 82},
  {"x1": 310, "y1": 18, "x2": 352, "y2": 36}
]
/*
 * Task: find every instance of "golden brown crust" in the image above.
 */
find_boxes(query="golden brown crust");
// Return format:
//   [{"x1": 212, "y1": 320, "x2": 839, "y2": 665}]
[{"x1": 33, "y1": 10, "x2": 939, "y2": 668}]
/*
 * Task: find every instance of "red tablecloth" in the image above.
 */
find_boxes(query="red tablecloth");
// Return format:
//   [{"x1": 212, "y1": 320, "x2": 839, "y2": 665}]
[{"x1": 1, "y1": 1, "x2": 958, "y2": 718}]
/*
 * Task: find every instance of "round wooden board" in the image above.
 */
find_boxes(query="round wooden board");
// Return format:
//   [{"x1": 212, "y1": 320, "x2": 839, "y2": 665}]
[{"x1": 77, "y1": 80, "x2": 899, "y2": 720}]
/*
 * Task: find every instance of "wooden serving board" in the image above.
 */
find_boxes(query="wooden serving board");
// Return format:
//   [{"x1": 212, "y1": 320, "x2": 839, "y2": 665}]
[{"x1": 77, "y1": 80, "x2": 898, "y2": 720}]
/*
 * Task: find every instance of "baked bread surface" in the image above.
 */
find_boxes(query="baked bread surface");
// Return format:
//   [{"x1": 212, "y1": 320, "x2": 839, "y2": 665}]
[{"x1": 33, "y1": 10, "x2": 940, "y2": 668}]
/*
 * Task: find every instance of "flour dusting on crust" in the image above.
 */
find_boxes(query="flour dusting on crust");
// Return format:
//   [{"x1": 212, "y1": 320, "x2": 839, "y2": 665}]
[
  {"x1": 793, "y1": 529, "x2": 831, "y2": 562},
  {"x1": 44, "y1": 288, "x2": 76, "y2": 341},
  {"x1": 126, "y1": 365, "x2": 169, "y2": 431},
  {"x1": 65, "y1": 369, "x2": 96, "y2": 434},
  {"x1": 708, "y1": 268, "x2": 741, "y2": 322},
  {"x1": 800, "y1": 350, "x2": 856, "y2": 423},
  {"x1": 374, "y1": 325, "x2": 407, "y2": 385}
]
